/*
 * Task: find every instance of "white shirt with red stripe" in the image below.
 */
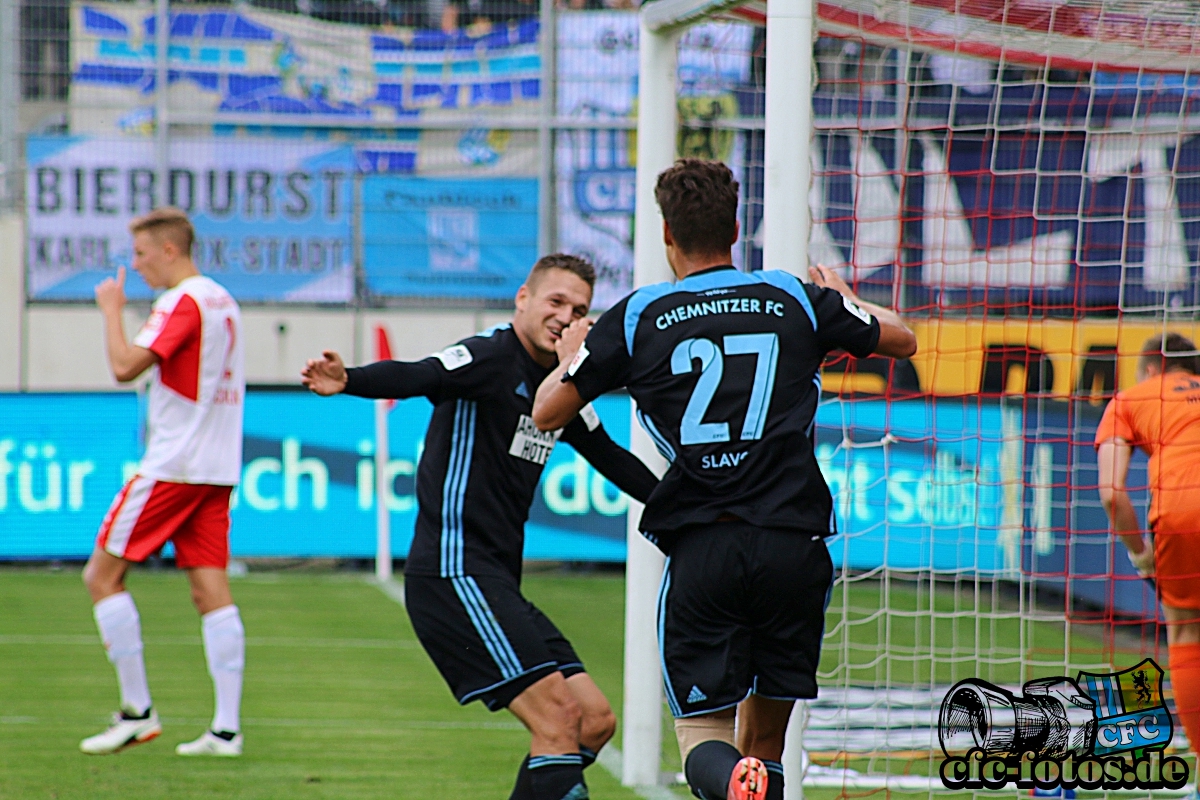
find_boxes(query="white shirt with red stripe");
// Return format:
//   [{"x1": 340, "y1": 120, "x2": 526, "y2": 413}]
[{"x1": 132, "y1": 275, "x2": 244, "y2": 486}]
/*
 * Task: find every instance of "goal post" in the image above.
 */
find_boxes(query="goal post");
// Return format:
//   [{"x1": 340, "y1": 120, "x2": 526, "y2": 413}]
[
  {"x1": 760, "y1": 0, "x2": 813, "y2": 280},
  {"x1": 627, "y1": 0, "x2": 1200, "y2": 794},
  {"x1": 627, "y1": 0, "x2": 817, "y2": 790},
  {"x1": 622, "y1": 12, "x2": 678, "y2": 788},
  {"x1": 763, "y1": 30, "x2": 819, "y2": 794}
]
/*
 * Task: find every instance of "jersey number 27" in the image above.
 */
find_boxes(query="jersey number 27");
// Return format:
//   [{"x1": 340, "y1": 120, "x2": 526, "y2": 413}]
[{"x1": 671, "y1": 333, "x2": 779, "y2": 445}]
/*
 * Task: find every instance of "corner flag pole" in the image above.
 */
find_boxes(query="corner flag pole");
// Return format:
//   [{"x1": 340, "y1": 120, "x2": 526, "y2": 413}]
[{"x1": 374, "y1": 325, "x2": 395, "y2": 583}]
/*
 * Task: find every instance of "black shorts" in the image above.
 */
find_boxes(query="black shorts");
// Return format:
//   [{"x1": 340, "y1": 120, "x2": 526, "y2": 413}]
[
  {"x1": 658, "y1": 522, "x2": 834, "y2": 718},
  {"x1": 404, "y1": 574, "x2": 586, "y2": 711}
]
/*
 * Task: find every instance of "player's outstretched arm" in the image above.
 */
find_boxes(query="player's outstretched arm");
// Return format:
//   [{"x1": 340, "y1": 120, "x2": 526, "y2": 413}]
[
  {"x1": 96, "y1": 267, "x2": 158, "y2": 383},
  {"x1": 301, "y1": 350, "x2": 349, "y2": 396},
  {"x1": 809, "y1": 265, "x2": 917, "y2": 359},
  {"x1": 302, "y1": 350, "x2": 445, "y2": 400},
  {"x1": 533, "y1": 319, "x2": 591, "y2": 431},
  {"x1": 563, "y1": 420, "x2": 660, "y2": 505},
  {"x1": 1097, "y1": 437, "x2": 1152, "y2": 572}
]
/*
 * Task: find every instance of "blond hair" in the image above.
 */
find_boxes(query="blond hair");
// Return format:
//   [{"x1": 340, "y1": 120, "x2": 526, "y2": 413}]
[
  {"x1": 129, "y1": 207, "x2": 195, "y2": 257},
  {"x1": 527, "y1": 253, "x2": 595, "y2": 290}
]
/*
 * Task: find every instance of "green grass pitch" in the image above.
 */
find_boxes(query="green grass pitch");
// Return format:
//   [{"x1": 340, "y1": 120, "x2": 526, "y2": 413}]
[
  {"x1": 0, "y1": 568, "x2": 669, "y2": 799},
  {"x1": 0, "y1": 566, "x2": 1130, "y2": 799}
]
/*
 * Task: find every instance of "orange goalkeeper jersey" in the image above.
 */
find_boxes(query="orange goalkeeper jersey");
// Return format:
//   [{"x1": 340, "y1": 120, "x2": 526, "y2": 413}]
[{"x1": 1096, "y1": 371, "x2": 1200, "y2": 530}]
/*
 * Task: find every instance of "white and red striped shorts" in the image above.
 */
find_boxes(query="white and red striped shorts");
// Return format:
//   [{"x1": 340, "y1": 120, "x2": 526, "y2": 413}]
[{"x1": 97, "y1": 476, "x2": 233, "y2": 569}]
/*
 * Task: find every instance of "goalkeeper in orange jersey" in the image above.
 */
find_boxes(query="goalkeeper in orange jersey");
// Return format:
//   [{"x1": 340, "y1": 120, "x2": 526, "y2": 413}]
[{"x1": 1096, "y1": 332, "x2": 1200, "y2": 772}]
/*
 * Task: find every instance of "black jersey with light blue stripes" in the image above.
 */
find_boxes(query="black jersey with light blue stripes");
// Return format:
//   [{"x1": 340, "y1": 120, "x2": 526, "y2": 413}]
[
  {"x1": 566, "y1": 266, "x2": 880, "y2": 548},
  {"x1": 343, "y1": 325, "x2": 657, "y2": 580}
]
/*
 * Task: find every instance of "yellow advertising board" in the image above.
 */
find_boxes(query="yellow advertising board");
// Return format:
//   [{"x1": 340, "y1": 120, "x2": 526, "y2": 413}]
[{"x1": 823, "y1": 318, "x2": 1200, "y2": 399}]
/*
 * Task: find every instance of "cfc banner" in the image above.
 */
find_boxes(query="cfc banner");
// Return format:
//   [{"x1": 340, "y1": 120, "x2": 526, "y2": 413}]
[{"x1": 26, "y1": 136, "x2": 354, "y2": 302}]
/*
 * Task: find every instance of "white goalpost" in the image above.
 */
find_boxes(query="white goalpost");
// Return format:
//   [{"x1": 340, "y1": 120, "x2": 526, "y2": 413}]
[
  {"x1": 625, "y1": 0, "x2": 817, "y2": 791},
  {"x1": 624, "y1": 0, "x2": 1200, "y2": 795},
  {"x1": 622, "y1": 10, "x2": 677, "y2": 788}
]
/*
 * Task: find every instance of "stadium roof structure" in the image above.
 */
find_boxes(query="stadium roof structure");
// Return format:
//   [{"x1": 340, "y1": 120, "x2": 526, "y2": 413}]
[{"x1": 641, "y1": 0, "x2": 1200, "y2": 73}]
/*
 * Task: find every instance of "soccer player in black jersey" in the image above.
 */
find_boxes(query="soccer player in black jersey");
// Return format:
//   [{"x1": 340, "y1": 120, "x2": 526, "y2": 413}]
[
  {"x1": 533, "y1": 160, "x2": 918, "y2": 800},
  {"x1": 300, "y1": 255, "x2": 658, "y2": 800}
]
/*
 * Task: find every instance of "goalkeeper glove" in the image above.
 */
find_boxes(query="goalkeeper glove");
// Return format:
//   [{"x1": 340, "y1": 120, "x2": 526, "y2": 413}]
[{"x1": 1126, "y1": 536, "x2": 1155, "y2": 578}]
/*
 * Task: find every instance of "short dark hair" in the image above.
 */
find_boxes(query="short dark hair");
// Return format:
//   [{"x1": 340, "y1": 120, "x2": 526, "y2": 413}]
[
  {"x1": 1139, "y1": 332, "x2": 1199, "y2": 375},
  {"x1": 654, "y1": 158, "x2": 739, "y2": 257},
  {"x1": 527, "y1": 253, "x2": 595, "y2": 289},
  {"x1": 129, "y1": 206, "x2": 195, "y2": 256}
]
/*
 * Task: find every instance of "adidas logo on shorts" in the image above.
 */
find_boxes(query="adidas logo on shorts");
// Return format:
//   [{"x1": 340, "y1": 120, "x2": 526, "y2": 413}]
[
  {"x1": 563, "y1": 784, "x2": 589, "y2": 800},
  {"x1": 687, "y1": 685, "x2": 707, "y2": 704}
]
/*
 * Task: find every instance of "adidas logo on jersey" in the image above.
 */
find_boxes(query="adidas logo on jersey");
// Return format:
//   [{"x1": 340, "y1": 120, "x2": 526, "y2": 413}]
[{"x1": 687, "y1": 685, "x2": 707, "y2": 704}]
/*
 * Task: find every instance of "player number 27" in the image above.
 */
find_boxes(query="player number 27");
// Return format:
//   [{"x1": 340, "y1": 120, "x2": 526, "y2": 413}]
[{"x1": 670, "y1": 333, "x2": 779, "y2": 445}]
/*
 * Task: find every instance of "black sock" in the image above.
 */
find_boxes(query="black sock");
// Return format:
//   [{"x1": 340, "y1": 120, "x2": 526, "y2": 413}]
[
  {"x1": 510, "y1": 754, "x2": 533, "y2": 800},
  {"x1": 528, "y1": 754, "x2": 588, "y2": 800},
  {"x1": 211, "y1": 729, "x2": 238, "y2": 742},
  {"x1": 120, "y1": 706, "x2": 152, "y2": 720},
  {"x1": 513, "y1": 749, "x2": 594, "y2": 799},
  {"x1": 684, "y1": 740, "x2": 743, "y2": 800},
  {"x1": 763, "y1": 760, "x2": 784, "y2": 800}
]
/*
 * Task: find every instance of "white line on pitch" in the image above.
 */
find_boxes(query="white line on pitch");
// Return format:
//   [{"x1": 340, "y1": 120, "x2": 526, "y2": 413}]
[
  {"x1": 374, "y1": 577, "x2": 407, "y2": 607},
  {"x1": 596, "y1": 745, "x2": 682, "y2": 800},
  {"x1": 2, "y1": 715, "x2": 524, "y2": 731},
  {"x1": 0, "y1": 634, "x2": 419, "y2": 649}
]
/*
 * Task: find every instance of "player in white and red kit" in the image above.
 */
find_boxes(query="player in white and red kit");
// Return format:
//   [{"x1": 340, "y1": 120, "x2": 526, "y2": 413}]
[{"x1": 80, "y1": 208, "x2": 247, "y2": 758}]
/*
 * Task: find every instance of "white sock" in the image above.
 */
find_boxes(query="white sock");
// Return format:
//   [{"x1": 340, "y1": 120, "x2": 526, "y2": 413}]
[
  {"x1": 93, "y1": 592, "x2": 152, "y2": 716},
  {"x1": 202, "y1": 605, "x2": 244, "y2": 734}
]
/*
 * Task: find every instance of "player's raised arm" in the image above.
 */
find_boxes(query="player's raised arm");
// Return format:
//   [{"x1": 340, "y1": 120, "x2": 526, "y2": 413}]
[
  {"x1": 533, "y1": 317, "x2": 592, "y2": 431},
  {"x1": 808, "y1": 264, "x2": 917, "y2": 359},
  {"x1": 96, "y1": 266, "x2": 159, "y2": 383}
]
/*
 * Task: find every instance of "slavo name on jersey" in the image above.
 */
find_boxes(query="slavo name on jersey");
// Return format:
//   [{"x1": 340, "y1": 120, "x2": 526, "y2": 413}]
[{"x1": 937, "y1": 659, "x2": 1190, "y2": 791}]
